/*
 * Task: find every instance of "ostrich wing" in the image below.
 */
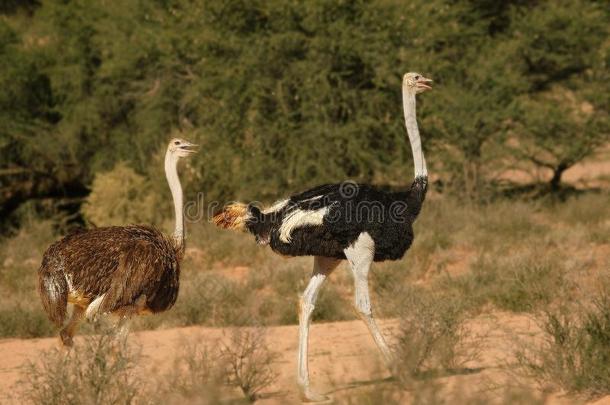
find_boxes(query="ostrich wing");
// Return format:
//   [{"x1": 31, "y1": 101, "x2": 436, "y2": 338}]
[{"x1": 99, "y1": 238, "x2": 178, "y2": 314}]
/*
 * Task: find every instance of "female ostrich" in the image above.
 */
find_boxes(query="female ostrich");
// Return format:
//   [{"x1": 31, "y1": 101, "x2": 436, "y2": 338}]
[
  {"x1": 38, "y1": 138, "x2": 197, "y2": 346},
  {"x1": 214, "y1": 72, "x2": 432, "y2": 401}
]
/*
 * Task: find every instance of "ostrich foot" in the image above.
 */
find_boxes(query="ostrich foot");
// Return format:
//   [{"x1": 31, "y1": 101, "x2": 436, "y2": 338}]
[{"x1": 300, "y1": 387, "x2": 331, "y2": 403}]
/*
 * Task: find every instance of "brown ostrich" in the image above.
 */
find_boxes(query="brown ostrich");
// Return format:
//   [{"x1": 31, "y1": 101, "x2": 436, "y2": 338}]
[{"x1": 38, "y1": 138, "x2": 196, "y2": 346}]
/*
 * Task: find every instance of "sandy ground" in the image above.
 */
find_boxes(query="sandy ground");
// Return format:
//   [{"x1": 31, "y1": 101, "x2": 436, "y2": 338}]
[{"x1": 1, "y1": 315, "x2": 609, "y2": 404}]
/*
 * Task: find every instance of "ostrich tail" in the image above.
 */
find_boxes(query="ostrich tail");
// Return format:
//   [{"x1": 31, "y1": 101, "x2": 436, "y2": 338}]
[
  {"x1": 213, "y1": 203, "x2": 251, "y2": 231},
  {"x1": 37, "y1": 267, "x2": 68, "y2": 327}
]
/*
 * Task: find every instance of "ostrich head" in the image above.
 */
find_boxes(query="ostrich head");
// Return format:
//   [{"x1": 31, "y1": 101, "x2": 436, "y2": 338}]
[
  {"x1": 403, "y1": 72, "x2": 433, "y2": 94},
  {"x1": 168, "y1": 138, "x2": 198, "y2": 158}
]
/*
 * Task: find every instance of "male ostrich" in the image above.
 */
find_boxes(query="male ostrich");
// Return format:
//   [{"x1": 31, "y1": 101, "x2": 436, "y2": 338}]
[
  {"x1": 213, "y1": 72, "x2": 432, "y2": 401},
  {"x1": 38, "y1": 138, "x2": 197, "y2": 346}
]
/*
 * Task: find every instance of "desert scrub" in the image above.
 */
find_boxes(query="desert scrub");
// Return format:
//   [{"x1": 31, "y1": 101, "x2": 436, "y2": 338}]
[
  {"x1": 391, "y1": 286, "x2": 479, "y2": 381},
  {"x1": 18, "y1": 331, "x2": 141, "y2": 405},
  {"x1": 442, "y1": 248, "x2": 567, "y2": 313},
  {"x1": 407, "y1": 197, "x2": 467, "y2": 276},
  {"x1": 155, "y1": 329, "x2": 278, "y2": 403},
  {"x1": 408, "y1": 381, "x2": 547, "y2": 405},
  {"x1": 220, "y1": 328, "x2": 279, "y2": 402},
  {"x1": 247, "y1": 261, "x2": 353, "y2": 325},
  {"x1": 516, "y1": 284, "x2": 610, "y2": 398},
  {"x1": 0, "y1": 305, "x2": 54, "y2": 339},
  {"x1": 156, "y1": 340, "x2": 224, "y2": 404}
]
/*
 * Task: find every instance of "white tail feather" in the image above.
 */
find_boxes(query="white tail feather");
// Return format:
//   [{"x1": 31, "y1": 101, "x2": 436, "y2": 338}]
[{"x1": 85, "y1": 294, "x2": 106, "y2": 320}]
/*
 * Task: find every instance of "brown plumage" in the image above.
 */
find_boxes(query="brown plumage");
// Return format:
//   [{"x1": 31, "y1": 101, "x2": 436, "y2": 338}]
[{"x1": 37, "y1": 138, "x2": 197, "y2": 346}]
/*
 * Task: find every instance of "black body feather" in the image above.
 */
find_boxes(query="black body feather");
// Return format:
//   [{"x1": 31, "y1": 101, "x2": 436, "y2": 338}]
[{"x1": 243, "y1": 176, "x2": 427, "y2": 261}]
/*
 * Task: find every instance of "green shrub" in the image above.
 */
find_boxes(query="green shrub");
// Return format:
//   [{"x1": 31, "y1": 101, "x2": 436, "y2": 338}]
[
  {"x1": 516, "y1": 285, "x2": 610, "y2": 398},
  {"x1": 81, "y1": 162, "x2": 161, "y2": 227}
]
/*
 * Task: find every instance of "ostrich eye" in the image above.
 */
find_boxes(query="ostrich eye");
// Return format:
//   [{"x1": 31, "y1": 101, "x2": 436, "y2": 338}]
[
  {"x1": 415, "y1": 75, "x2": 420, "y2": 80},
  {"x1": 174, "y1": 141, "x2": 180, "y2": 145}
]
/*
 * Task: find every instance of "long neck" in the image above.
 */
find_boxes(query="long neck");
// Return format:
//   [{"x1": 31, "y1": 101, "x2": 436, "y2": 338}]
[
  {"x1": 402, "y1": 89, "x2": 427, "y2": 179},
  {"x1": 164, "y1": 152, "x2": 184, "y2": 248}
]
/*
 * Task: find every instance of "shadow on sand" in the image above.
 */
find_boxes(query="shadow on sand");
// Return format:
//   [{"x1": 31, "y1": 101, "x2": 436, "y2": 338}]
[{"x1": 326, "y1": 367, "x2": 485, "y2": 396}]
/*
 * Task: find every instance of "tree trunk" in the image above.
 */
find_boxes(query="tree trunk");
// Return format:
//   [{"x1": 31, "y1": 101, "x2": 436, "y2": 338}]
[{"x1": 550, "y1": 162, "x2": 568, "y2": 192}]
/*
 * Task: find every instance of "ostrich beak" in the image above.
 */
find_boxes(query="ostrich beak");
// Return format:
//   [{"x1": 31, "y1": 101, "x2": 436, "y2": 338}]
[
  {"x1": 416, "y1": 77, "x2": 433, "y2": 91},
  {"x1": 179, "y1": 141, "x2": 198, "y2": 155}
]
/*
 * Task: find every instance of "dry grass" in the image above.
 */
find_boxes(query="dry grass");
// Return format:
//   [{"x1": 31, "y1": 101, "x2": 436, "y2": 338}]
[
  {"x1": 155, "y1": 340, "x2": 225, "y2": 404},
  {"x1": 515, "y1": 280, "x2": 610, "y2": 399},
  {"x1": 0, "y1": 219, "x2": 56, "y2": 338},
  {"x1": 440, "y1": 248, "x2": 570, "y2": 313}
]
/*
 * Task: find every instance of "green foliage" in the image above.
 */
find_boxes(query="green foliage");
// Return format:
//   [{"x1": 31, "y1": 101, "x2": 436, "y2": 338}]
[
  {"x1": 513, "y1": 91, "x2": 608, "y2": 189},
  {"x1": 82, "y1": 162, "x2": 160, "y2": 226},
  {"x1": 1, "y1": 0, "x2": 608, "y2": 224},
  {"x1": 506, "y1": 0, "x2": 610, "y2": 189}
]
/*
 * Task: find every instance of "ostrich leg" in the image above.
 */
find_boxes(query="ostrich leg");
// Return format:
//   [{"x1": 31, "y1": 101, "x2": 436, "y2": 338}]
[
  {"x1": 59, "y1": 305, "x2": 85, "y2": 347},
  {"x1": 114, "y1": 294, "x2": 147, "y2": 342},
  {"x1": 297, "y1": 256, "x2": 340, "y2": 402},
  {"x1": 344, "y1": 233, "x2": 393, "y2": 367}
]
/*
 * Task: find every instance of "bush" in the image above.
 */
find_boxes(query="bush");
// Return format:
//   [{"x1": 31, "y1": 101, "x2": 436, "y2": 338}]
[
  {"x1": 220, "y1": 328, "x2": 279, "y2": 403},
  {"x1": 516, "y1": 284, "x2": 610, "y2": 398},
  {"x1": 19, "y1": 331, "x2": 141, "y2": 405},
  {"x1": 81, "y1": 162, "x2": 161, "y2": 227},
  {"x1": 392, "y1": 286, "x2": 478, "y2": 380},
  {"x1": 0, "y1": 305, "x2": 54, "y2": 338},
  {"x1": 157, "y1": 340, "x2": 224, "y2": 404}
]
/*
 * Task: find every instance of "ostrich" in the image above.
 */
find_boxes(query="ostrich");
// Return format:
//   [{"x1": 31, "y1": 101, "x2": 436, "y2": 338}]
[
  {"x1": 213, "y1": 72, "x2": 432, "y2": 401},
  {"x1": 38, "y1": 138, "x2": 197, "y2": 346}
]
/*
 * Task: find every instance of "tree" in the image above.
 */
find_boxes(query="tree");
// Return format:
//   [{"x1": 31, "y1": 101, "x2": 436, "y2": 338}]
[
  {"x1": 508, "y1": 0, "x2": 609, "y2": 190},
  {"x1": 512, "y1": 89, "x2": 608, "y2": 191}
]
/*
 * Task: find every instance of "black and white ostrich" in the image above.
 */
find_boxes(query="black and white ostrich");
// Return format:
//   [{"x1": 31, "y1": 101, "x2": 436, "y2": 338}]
[
  {"x1": 214, "y1": 72, "x2": 432, "y2": 401},
  {"x1": 38, "y1": 138, "x2": 197, "y2": 346}
]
